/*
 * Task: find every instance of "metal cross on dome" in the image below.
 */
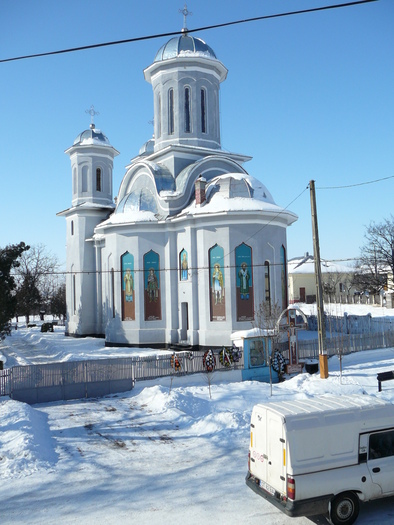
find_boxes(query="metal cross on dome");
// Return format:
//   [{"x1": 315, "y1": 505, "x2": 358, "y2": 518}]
[
  {"x1": 179, "y1": 4, "x2": 192, "y2": 32},
  {"x1": 85, "y1": 105, "x2": 99, "y2": 126}
]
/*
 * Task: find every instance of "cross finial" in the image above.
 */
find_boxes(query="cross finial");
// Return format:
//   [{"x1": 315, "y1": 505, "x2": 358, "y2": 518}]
[
  {"x1": 85, "y1": 105, "x2": 99, "y2": 129},
  {"x1": 179, "y1": 4, "x2": 192, "y2": 32}
]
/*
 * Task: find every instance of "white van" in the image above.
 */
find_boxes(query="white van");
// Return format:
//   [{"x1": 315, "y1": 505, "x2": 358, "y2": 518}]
[{"x1": 245, "y1": 395, "x2": 394, "y2": 524}]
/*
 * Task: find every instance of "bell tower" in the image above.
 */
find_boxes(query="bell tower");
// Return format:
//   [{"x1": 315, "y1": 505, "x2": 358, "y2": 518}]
[{"x1": 58, "y1": 109, "x2": 119, "y2": 336}]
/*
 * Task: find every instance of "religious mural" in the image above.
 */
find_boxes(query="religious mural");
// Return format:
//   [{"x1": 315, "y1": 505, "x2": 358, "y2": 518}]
[
  {"x1": 235, "y1": 243, "x2": 254, "y2": 321},
  {"x1": 209, "y1": 244, "x2": 225, "y2": 321},
  {"x1": 144, "y1": 250, "x2": 161, "y2": 321},
  {"x1": 180, "y1": 249, "x2": 188, "y2": 281},
  {"x1": 121, "y1": 252, "x2": 135, "y2": 321}
]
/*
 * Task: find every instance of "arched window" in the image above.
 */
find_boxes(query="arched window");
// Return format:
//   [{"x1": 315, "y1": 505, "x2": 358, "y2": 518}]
[
  {"x1": 82, "y1": 166, "x2": 88, "y2": 192},
  {"x1": 264, "y1": 261, "x2": 271, "y2": 304},
  {"x1": 72, "y1": 168, "x2": 77, "y2": 194},
  {"x1": 71, "y1": 220, "x2": 74, "y2": 236},
  {"x1": 280, "y1": 245, "x2": 288, "y2": 308},
  {"x1": 201, "y1": 88, "x2": 207, "y2": 133},
  {"x1": 157, "y1": 93, "x2": 161, "y2": 138},
  {"x1": 168, "y1": 88, "x2": 174, "y2": 135},
  {"x1": 184, "y1": 86, "x2": 191, "y2": 133},
  {"x1": 96, "y1": 168, "x2": 102, "y2": 192}
]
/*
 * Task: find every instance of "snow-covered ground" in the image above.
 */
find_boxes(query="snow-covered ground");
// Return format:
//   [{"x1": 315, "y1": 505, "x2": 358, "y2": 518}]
[
  {"x1": 297, "y1": 301, "x2": 393, "y2": 319},
  {"x1": 1, "y1": 309, "x2": 394, "y2": 524}
]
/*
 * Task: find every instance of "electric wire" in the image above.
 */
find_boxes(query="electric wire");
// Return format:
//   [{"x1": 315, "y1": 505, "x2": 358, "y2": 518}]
[
  {"x1": 317, "y1": 174, "x2": 394, "y2": 190},
  {"x1": 0, "y1": 1, "x2": 378, "y2": 63},
  {"x1": 8, "y1": 184, "x2": 311, "y2": 278}
]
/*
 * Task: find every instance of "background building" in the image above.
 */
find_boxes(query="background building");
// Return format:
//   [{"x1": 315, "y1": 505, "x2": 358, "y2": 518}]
[{"x1": 288, "y1": 253, "x2": 357, "y2": 304}]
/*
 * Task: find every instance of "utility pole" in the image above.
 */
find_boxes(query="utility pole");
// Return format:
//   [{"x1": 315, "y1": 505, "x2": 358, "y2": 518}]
[{"x1": 309, "y1": 180, "x2": 328, "y2": 378}]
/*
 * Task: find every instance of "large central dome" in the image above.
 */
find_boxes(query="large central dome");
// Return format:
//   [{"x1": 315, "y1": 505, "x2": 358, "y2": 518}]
[{"x1": 153, "y1": 34, "x2": 217, "y2": 62}]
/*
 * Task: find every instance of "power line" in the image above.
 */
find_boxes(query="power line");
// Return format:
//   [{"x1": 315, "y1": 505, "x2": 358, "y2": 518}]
[
  {"x1": 317, "y1": 174, "x2": 394, "y2": 190},
  {"x1": 0, "y1": 1, "x2": 377, "y2": 64}
]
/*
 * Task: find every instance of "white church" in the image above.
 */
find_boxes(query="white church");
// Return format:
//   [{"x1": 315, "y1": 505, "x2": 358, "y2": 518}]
[{"x1": 58, "y1": 19, "x2": 297, "y2": 349}]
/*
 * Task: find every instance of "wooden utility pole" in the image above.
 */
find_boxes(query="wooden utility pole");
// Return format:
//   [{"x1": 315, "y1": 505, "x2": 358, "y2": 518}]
[{"x1": 309, "y1": 180, "x2": 328, "y2": 378}]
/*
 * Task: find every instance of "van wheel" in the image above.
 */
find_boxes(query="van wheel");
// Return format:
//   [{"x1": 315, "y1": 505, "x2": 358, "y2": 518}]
[{"x1": 330, "y1": 492, "x2": 359, "y2": 525}]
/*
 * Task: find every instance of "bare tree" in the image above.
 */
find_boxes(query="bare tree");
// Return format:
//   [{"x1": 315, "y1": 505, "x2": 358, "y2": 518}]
[
  {"x1": 251, "y1": 301, "x2": 282, "y2": 393},
  {"x1": 14, "y1": 244, "x2": 61, "y2": 320},
  {"x1": 322, "y1": 271, "x2": 342, "y2": 302},
  {"x1": 353, "y1": 216, "x2": 394, "y2": 294}
]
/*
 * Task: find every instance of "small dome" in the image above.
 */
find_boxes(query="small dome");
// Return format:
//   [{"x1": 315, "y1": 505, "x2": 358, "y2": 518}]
[
  {"x1": 154, "y1": 34, "x2": 217, "y2": 63},
  {"x1": 139, "y1": 138, "x2": 155, "y2": 156},
  {"x1": 206, "y1": 174, "x2": 275, "y2": 204},
  {"x1": 116, "y1": 188, "x2": 158, "y2": 215},
  {"x1": 73, "y1": 125, "x2": 111, "y2": 146}
]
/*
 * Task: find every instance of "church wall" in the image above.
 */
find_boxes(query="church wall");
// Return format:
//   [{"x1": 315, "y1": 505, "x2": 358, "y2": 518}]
[
  {"x1": 65, "y1": 211, "x2": 107, "y2": 336},
  {"x1": 97, "y1": 216, "x2": 290, "y2": 348},
  {"x1": 102, "y1": 228, "x2": 173, "y2": 346}
]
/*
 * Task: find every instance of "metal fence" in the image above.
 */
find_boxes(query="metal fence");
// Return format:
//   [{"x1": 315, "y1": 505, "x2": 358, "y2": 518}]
[
  {"x1": 1, "y1": 332, "x2": 393, "y2": 403},
  {"x1": 131, "y1": 349, "x2": 244, "y2": 381},
  {"x1": 0, "y1": 368, "x2": 11, "y2": 397},
  {"x1": 0, "y1": 358, "x2": 134, "y2": 403},
  {"x1": 279, "y1": 330, "x2": 394, "y2": 361},
  {"x1": 0, "y1": 349, "x2": 244, "y2": 403}
]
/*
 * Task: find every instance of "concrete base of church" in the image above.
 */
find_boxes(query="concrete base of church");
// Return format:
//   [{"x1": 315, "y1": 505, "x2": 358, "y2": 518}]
[{"x1": 65, "y1": 332, "x2": 105, "y2": 339}]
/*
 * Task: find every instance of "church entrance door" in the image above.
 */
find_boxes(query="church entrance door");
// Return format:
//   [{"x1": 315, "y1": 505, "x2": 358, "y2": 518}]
[{"x1": 180, "y1": 302, "x2": 189, "y2": 341}]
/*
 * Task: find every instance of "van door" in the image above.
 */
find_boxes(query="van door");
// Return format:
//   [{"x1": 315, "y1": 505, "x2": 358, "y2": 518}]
[
  {"x1": 250, "y1": 406, "x2": 269, "y2": 484},
  {"x1": 367, "y1": 429, "x2": 394, "y2": 495},
  {"x1": 266, "y1": 414, "x2": 286, "y2": 495}
]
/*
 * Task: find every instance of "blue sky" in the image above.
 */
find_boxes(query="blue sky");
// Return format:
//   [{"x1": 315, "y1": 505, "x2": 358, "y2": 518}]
[{"x1": 1, "y1": 0, "x2": 393, "y2": 269}]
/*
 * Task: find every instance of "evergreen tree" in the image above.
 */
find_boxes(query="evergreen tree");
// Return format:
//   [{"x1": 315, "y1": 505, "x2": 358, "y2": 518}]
[
  {"x1": 15, "y1": 271, "x2": 41, "y2": 324},
  {"x1": 50, "y1": 283, "x2": 66, "y2": 321},
  {"x1": 0, "y1": 242, "x2": 29, "y2": 336}
]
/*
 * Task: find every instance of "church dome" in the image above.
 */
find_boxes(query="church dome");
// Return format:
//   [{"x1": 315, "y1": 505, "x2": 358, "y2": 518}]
[
  {"x1": 73, "y1": 125, "x2": 111, "y2": 147},
  {"x1": 153, "y1": 34, "x2": 217, "y2": 62},
  {"x1": 139, "y1": 138, "x2": 155, "y2": 156},
  {"x1": 206, "y1": 174, "x2": 275, "y2": 205}
]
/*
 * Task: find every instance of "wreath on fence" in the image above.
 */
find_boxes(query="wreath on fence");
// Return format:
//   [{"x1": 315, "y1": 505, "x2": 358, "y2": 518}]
[
  {"x1": 231, "y1": 345, "x2": 242, "y2": 363},
  {"x1": 203, "y1": 350, "x2": 216, "y2": 372},
  {"x1": 219, "y1": 347, "x2": 233, "y2": 367},
  {"x1": 170, "y1": 353, "x2": 182, "y2": 372},
  {"x1": 271, "y1": 350, "x2": 286, "y2": 375}
]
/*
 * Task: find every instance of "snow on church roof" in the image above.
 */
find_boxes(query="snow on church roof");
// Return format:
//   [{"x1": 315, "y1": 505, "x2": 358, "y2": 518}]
[
  {"x1": 153, "y1": 34, "x2": 217, "y2": 62},
  {"x1": 73, "y1": 127, "x2": 111, "y2": 147},
  {"x1": 183, "y1": 173, "x2": 297, "y2": 224}
]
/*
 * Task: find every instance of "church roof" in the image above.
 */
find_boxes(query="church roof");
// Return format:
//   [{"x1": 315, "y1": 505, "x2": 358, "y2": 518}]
[
  {"x1": 153, "y1": 34, "x2": 217, "y2": 62},
  {"x1": 73, "y1": 125, "x2": 112, "y2": 147}
]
